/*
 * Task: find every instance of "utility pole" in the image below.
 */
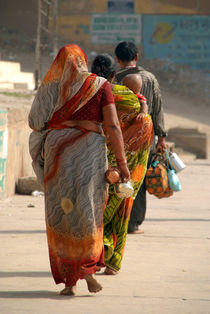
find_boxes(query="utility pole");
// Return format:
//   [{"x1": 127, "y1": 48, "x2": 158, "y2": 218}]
[
  {"x1": 35, "y1": 0, "x2": 41, "y2": 90},
  {"x1": 53, "y1": 0, "x2": 58, "y2": 59},
  {"x1": 34, "y1": 0, "x2": 58, "y2": 89}
]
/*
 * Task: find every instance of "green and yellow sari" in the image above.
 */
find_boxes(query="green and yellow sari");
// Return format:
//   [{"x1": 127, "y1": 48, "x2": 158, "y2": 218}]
[{"x1": 104, "y1": 85, "x2": 153, "y2": 272}]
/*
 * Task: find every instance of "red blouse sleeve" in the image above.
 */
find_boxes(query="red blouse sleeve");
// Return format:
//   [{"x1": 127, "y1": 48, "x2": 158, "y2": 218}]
[{"x1": 101, "y1": 81, "x2": 115, "y2": 107}]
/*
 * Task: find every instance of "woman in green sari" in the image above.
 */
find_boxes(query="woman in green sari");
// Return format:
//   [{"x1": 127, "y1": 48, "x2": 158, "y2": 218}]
[{"x1": 91, "y1": 54, "x2": 153, "y2": 275}]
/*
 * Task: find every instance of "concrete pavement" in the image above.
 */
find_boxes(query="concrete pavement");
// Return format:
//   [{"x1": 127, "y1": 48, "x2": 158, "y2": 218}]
[{"x1": 0, "y1": 159, "x2": 210, "y2": 314}]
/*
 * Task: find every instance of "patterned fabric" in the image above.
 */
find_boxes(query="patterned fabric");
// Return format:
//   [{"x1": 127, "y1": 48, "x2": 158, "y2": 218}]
[
  {"x1": 145, "y1": 158, "x2": 173, "y2": 199},
  {"x1": 44, "y1": 128, "x2": 108, "y2": 286},
  {"x1": 29, "y1": 45, "x2": 106, "y2": 184},
  {"x1": 115, "y1": 66, "x2": 167, "y2": 138},
  {"x1": 103, "y1": 85, "x2": 154, "y2": 271},
  {"x1": 28, "y1": 45, "x2": 109, "y2": 286},
  {"x1": 69, "y1": 81, "x2": 114, "y2": 122},
  {"x1": 146, "y1": 163, "x2": 169, "y2": 194},
  {"x1": 29, "y1": 45, "x2": 103, "y2": 132}
]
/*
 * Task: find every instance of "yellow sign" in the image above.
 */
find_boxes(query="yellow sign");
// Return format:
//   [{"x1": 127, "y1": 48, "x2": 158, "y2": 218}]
[{"x1": 150, "y1": 22, "x2": 175, "y2": 44}]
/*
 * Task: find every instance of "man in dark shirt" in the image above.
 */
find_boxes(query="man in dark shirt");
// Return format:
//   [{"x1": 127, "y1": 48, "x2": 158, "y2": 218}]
[{"x1": 115, "y1": 41, "x2": 167, "y2": 234}]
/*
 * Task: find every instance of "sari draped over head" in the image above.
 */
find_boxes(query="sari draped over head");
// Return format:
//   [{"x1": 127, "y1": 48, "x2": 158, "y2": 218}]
[
  {"x1": 104, "y1": 84, "x2": 154, "y2": 272},
  {"x1": 28, "y1": 45, "x2": 108, "y2": 287},
  {"x1": 29, "y1": 44, "x2": 105, "y2": 184}
]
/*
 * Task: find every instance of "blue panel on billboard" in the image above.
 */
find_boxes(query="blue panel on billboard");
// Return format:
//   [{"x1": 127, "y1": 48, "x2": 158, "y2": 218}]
[
  {"x1": 107, "y1": 1, "x2": 134, "y2": 13},
  {"x1": 143, "y1": 15, "x2": 210, "y2": 70}
]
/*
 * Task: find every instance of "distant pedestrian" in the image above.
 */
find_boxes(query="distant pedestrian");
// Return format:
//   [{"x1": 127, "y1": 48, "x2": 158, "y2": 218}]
[{"x1": 115, "y1": 41, "x2": 167, "y2": 234}]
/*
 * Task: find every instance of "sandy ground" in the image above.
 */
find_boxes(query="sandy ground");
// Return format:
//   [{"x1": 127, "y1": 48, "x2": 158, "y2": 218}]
[
  {"x1": 161, "y1": 86, "x2": 210, "y2": 136},
  {"x1": 0, "y1": 159, "x2": 210, "y2": 314},
  {"x1": 0, "y1": 82, "x2": 210, "y2": 313}
]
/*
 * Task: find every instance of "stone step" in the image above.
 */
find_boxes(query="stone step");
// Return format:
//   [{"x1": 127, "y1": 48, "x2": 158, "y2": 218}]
[
  {"x1": 0, "y1": 61, "x2": 21, "y2": 74},
  {"x1": 16, "y1": 176, "x2": 44, "y2": 195},
  {"x1": 0, "y1": 60, "x2": 35, "y2": 90},
  {"x1": 167, "y1": 127, "x2": 210, "y2": 159}
]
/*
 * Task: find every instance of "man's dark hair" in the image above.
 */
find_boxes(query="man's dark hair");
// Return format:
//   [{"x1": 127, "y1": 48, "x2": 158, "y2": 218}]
[{"x1": 115, "y1": 41, "x2": 138, "y2": 62}]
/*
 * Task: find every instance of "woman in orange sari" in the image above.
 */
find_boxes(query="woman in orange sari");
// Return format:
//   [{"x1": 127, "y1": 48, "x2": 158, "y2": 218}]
[
  {"x1": 28, "y1": 45, "x2": 130, "y2": 295},
  {"x1": 91, "y1": 54, "x2": 153, "y2": 275}
]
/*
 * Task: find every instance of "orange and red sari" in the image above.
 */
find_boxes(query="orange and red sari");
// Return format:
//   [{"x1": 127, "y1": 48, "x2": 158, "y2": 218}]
[{"x1": 29, "y1": 45, "x2": 108, "y2": 286}]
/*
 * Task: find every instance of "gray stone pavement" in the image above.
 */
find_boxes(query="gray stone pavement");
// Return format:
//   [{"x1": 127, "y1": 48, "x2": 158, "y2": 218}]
[{"x1": 0, "y1": 159, "x2": 210, "y2": 314}]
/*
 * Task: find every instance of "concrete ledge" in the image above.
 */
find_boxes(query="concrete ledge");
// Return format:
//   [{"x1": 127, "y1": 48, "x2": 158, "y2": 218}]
[
  {"x1": 167, "y1": 127, "x2": 210, "y2": 159},
  {"x1": 0, "y1": 61, "x2": 35, "y2": 90},
  {"x1": 16, "y1": 176, "x2": 44, "y2": 195},
  {"x1": 0, "y1": 103, "x2": 34, "y2": 198}
]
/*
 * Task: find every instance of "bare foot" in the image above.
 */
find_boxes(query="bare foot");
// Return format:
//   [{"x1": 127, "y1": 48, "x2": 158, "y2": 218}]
[
  {"x1": 104, "y1": 267, "x2": 119, "y2": 275},
  {"x1": 60, "y1": 285, "x2": 76, "y2": 296},
  {"x1": 84, "y1": 274, "x2": 103, "y2": 293}
]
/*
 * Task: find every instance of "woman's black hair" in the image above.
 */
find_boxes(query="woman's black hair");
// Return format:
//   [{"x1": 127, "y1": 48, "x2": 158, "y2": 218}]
[
  {"x1": 115, "y1": 41, "x2": 138, "y2": 62},
  {"x1": 91, "y1": 53, "x2": 116, "y2": 80}
]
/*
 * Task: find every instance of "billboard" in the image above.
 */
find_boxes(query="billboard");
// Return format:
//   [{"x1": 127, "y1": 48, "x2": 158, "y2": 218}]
[
  {"x1": 91, "y1": 14, "x2": 142, "y2": 44},
  {"x1": 143, "y1": 15, "x2": 210, "y2": 70}
]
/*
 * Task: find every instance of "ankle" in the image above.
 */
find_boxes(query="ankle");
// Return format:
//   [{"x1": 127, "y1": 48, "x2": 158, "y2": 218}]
[{"x1": 84, "y1": 274, "x2": 93, "y2": 282}]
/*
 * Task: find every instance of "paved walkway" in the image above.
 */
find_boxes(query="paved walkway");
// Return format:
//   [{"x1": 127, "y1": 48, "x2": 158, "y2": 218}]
[{"x1": 0, "y1": 159, "x2": 210, "y2": 314}]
